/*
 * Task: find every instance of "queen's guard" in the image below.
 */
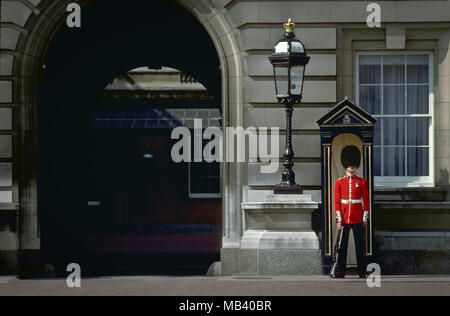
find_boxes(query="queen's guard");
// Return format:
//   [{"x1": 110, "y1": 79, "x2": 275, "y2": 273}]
[{"x1": 332, "y1": 145, "x2": 370, "y2": 278}]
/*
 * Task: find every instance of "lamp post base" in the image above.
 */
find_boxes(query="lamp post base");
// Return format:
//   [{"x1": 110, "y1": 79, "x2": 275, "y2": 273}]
[{"x1": 274, "y1": 183, "x2": 303, "y2": 194}]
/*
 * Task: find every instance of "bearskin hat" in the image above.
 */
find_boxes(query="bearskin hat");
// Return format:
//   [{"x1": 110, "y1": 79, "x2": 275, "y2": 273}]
[{"x1": 340, "y1": 145, "x2": 361, "y2": 169}]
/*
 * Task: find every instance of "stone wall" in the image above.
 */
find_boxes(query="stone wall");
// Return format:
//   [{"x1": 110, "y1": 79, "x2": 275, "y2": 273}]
[{"x1": 1, "y1": 0, "x2": 450, "y2": 275}]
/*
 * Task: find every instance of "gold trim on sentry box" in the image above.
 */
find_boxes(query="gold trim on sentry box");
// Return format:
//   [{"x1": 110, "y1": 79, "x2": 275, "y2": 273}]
[{"x1": 322, "y1": 105, "x2": 373, "y2": 125}]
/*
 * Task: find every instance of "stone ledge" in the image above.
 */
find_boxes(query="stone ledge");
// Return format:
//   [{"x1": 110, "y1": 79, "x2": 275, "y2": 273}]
[
  {"x1": 375, "y1": 202, "x2": 450, "y2": 210},
  {"x1": 376, "y1": 231, "x2": 450, "y2": 238},
  {"x1": 375, "y1": 187, "x2": 446, "y2": 192},
  {"x1": 0, "y1": 203, "x2": 19, "y2": 211},
  {"x1": 242, "y1": 202, "x2": 319, "y2": 210},
  {"x1": 374, "y1": 187, "x2": 448, "y2": 202},
  {"x1": 246, "y1": 231, "x2": 320, "y2": 250}
]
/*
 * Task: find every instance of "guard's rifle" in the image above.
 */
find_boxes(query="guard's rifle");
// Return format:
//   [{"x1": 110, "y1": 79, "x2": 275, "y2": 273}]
[{"x1": 330, "y1": 225, "x2": 344, "y2": 278}]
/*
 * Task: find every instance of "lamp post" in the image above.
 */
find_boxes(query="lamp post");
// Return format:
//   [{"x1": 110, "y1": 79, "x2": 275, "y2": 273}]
[{"x1": 269, "y1": 18, "x2": 310, "y2": 194}]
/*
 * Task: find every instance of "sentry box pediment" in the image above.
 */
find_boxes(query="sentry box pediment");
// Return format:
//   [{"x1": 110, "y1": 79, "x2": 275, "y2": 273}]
[
  {"x1": 317, "y1": 98, "x2": 377, "y2": 274},
  {"x1": 317, "y1": 97, "x2": 377, "y2": 127}
]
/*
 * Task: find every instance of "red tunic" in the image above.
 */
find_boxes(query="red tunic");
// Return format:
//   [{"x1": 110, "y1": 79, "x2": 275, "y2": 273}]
[{"x1": 334, "y1": 176, "x2": 370, "y2": 224}]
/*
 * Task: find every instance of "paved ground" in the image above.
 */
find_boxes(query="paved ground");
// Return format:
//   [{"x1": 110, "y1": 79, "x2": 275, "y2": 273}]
[{"x1": 1, "y1": 274, "x2": 449, "y2": 296}]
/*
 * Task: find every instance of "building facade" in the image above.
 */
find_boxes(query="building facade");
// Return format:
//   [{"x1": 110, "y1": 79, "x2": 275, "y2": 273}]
[{"x1": 0, "y1": 0, "x2": 449, "y2": 275}]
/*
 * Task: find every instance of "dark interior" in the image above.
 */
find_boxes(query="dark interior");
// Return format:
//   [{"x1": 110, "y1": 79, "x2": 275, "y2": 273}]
[{"x1": 37, "y1": 0, "x2": 221, "y2": 276}]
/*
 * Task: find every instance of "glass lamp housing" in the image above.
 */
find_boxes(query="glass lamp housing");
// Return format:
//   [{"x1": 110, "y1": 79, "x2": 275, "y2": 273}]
[{"x1": 269, "y1": 34, "x2": 310, "y2": 103}]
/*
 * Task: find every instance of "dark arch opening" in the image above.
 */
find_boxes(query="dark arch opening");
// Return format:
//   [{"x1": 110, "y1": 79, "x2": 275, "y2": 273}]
[{"x1": 37, "y1": 0, "x2": 221, "y2": 276}]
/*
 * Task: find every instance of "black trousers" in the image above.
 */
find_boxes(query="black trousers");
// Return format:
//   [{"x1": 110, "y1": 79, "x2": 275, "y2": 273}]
[{"x1": 337, "y1": 223, "x2": 366, "y2": 276}]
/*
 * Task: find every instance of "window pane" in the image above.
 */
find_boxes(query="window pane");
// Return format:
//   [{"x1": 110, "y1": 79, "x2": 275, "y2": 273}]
[
  {"x1": 384, "y1": 117, "x2": 405, "y2": 145},
  {"x1": 383, "y1": 147, "x2": 405, "y2": 176},
  {"x1": 407, "y1": 118, "x2": 429, "y2": 146},
  {"x1": 360, "y1": 55, "x2": 381, "y2": 84},
  {"x1": 274, "y1": 66, "x2": 289, "y2": 97},
  {"x1": 407, "y1": 55, "x2": 429, "y2": 84},
  {"x1": 360, "y1": 86, "x2": 381, "y2": 115},
  {"x1": 290, "y1": 65, "x2": 304, "y2": 96},
  {"x1": 383, "y1": 55, "x2": 405, "y2": 84},
  {"x1": 407, "y1": 147, "x2": 429, "y2": 176},
  {"x1": 374, "y1": 147, "x2": 381, "y2": 176},
  {"x1": 374, "y1": 118, "x2": 381, "y2": 146},
  {"x1": 384, "y1": 86, "x2": 405, "y2": 114},
  {"x1": 407, "y1": 85, "x2": 429, "y2": 114}
]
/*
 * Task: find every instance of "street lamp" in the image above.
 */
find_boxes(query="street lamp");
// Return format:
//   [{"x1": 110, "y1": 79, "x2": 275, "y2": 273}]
[{"x1": 269, "y1": 18, "x2": 310, "y2": 194}]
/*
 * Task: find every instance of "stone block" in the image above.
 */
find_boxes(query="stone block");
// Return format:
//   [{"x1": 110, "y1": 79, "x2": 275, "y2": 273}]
[
  {"x1": 0, "y1": 191, "x2": 12, "y2": 203},
  {"x1": 0, "y1": 250, "x2": 17, "y2": 273},
  {"x1": 439, "y1": 79, "x2": 450, "y2": 103},
  {"x1": 240, "y1": 27, "x2": 272, "y2": 51},
  {"x1": 386, "y1": 24, "x2": 406, "y2": 50},
  {"x1": 243, "y1": 212, "x2": 266, "y2": 231},
  {"x1": 265, "y1": 194, "x2": 312, "y2": 202},
  {"x1": 220, "y1": 247, "x2": 240, "y2": 276},
  {"x1": 329, "y1": 1, "x2": 396, "y2": 23},
  {"x1": 241, "y1": 27, "x2": 336, "y2": 51},
  {"x1": 0, "y1": 163, "x2": 12, "y2": 186},
  {"x1": 227, "y1": 1, "x2": 259, "y2": 27},
  {"x1": 0, "y1": 28, "x2": 21, "y2": 50},
  {"x1": 248, "y1": 162, "x2": 321, "y2": 186},
  {"x1": 395, "y1": 2, "x2": 450, "y2": 23},
  {"x1": 238, "y1": 248, "x2": 257, "y2": 275},
  {"x1": 0, "y1": 231, "x2": 18, "y2": 250},
  {"x1": 258, "y1": 249, "x2": 322, "y2": 275},
  {"x1": 245, "y1": 189, "x2": 326, "y2": 204},
  {"x1": 0, "y1": 1, "x2": 33, "y2": 27},
  {"x1": 0, "y1": 81, "x2": 12, "y2": 103},
  {"x1": 247, "y1": 54, "x2": 336, "y2": 77},
  {"x1": 28, "y1": 0, "x2": 43, "y2": 6},
  {"x1": 259, "y1": 1, "x2": 330, "y2": 23},
  {"x1": 282, "y1": 27, "x2": 336, "y2": 50},
  {"x1": 247, "y1": 79, "x2": 336, "y2": 103},
  {"x1": 435, "y1": 129, "x2": 450, "y2": 158},
  {"x1": 264, "y1": 214, "x2": 313, "y2": 230},
  {"x1": 248, "y1": 107, "x2": 329, "y2": 131},
  {"x1": 0, "y1": 135, "x2": 12, "y2": 158},
  {"x1": 0, "y1": 108, "x2": 13, "y2": 130},
  {"x1": 413, "y1": 251, "x2": 450, "y2": 274},
  {"x1": 374, "y1": 249, "x2": 415, "y2": 275},
  {"x1": 245, "y1": 190, "x2": 324, "y2": 204},
  {"x1": 250, "y1": 134, "x2": 321, "y2": 160},
  {"x1": 435, "y1": 102, "x2": 450, "y2": 131},
  {"x1": 0, "y1": 55, "x2": 14, "y2": 76},
  {"x1": 259, "y1": 231, "x2": 320, "y2": 249}
]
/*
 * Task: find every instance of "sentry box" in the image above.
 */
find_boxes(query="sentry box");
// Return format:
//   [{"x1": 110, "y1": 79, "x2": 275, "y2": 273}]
[{"x1": 317, "y1": 98, "x2": 377, "y2": 274}]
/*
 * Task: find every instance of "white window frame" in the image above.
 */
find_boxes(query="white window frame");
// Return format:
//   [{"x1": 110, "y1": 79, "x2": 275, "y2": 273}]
[{"x1": 355, "y1": 51, "x2": 435, "y2": 188}]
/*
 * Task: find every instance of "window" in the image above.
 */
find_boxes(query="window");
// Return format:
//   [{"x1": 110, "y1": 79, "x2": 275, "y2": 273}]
[
  {"x1": 189, "y1": 162, "x2": 221, "y2": 198},
  {"x1": 356, "y1": 53, "x2": 434, "y2": 187},
  {"x1": 188, "y1": 137, "x2": 221, "y2": 198}
]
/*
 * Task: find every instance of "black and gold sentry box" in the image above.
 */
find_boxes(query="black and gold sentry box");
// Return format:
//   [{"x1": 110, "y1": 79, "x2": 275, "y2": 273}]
[{"x1": 317, "y1": 98, "x2": 377, "y2": 274}]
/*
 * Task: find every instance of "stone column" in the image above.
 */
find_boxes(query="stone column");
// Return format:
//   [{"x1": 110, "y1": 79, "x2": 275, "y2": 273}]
[{"x1": 437, "y1": 29, "x2": 450, "y2": 188}]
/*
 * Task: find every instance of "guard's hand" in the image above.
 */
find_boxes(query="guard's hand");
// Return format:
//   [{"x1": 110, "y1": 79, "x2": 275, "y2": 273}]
[
  {"x1": 362, "y1": 221, "x2": 368, "y2": 227},
  {"x1": 337, "y1": 222, "x2": 342, "y2": 231}
]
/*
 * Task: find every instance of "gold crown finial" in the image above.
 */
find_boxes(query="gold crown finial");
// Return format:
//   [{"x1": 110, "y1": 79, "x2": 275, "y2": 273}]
[{"x1": 284, "y1": 18, "x2": 295, "y2": 33}]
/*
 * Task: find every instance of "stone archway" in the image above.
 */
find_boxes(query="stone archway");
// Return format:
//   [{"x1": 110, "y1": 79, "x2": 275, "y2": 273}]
[{"x1": 13, "y1": 0, "x2": 244, "y2": 273}]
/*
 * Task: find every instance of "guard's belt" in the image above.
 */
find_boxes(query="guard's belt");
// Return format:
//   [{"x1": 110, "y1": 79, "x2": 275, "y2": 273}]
[{"x1": 341, "y1": 199, "x2": 362, "y2": 204}]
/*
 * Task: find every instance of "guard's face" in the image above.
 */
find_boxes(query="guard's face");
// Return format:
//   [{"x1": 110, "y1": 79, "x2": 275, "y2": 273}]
[{"x1": 346, "y1": 166, "x2": 357, "y2": 175}]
